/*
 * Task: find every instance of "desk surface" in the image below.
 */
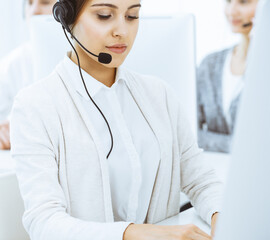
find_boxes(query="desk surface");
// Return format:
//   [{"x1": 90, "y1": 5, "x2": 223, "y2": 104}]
[{"x1": 0, "y1": 150, "x2": 14, "y2": 174}]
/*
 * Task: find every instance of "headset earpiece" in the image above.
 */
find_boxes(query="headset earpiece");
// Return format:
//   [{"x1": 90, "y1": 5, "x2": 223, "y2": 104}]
[{"x1": 53, "y1": 0, "x2": 75, "y2": 33}]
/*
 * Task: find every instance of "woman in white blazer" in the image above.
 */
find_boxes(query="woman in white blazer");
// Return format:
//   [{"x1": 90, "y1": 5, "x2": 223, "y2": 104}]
[{"x1": 10, "y1": 0, "x2": 223, "y2": 239}]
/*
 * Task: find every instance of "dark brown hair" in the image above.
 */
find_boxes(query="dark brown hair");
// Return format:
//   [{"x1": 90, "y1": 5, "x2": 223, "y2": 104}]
[
  {"x1": 69, "y1": 0, "x2": 88, "y2": 32},
  {"x1": 73, "y1": 0, "x2": 88, "y2": 23}
]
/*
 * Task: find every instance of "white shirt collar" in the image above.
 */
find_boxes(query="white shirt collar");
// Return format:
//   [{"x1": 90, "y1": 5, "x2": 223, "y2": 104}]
[{"x1": 62, "y1": 52, "x2": 128, "y2": 100}]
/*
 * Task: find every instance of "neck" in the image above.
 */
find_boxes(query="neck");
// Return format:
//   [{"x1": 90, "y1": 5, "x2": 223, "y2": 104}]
[
  {"x1": 70, "y1": 45, "x2": 116, "y2": 88},
  {"x1": 235, "y1": 34, "x2": 250, "y2": 60}
]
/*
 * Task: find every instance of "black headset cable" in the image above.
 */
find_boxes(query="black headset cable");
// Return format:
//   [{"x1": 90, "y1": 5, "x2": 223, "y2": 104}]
[{"x1": 62, "y1": 26, "x2": 114, "y2": 159}]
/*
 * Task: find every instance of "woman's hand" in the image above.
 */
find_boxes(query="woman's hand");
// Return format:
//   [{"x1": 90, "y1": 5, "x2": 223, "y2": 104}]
[
  {"x1": 211, "y1": 212, "x2": 219, "y2": 238},
  {"x1": 124, "y1": 223, "x2": 211, "y2": 240},
  {"x1": 0, "y1": 121, "x2": 11, "y2": 150}
]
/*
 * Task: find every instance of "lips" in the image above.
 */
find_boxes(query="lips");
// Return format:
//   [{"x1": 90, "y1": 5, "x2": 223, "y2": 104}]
[
  {"x1": 106, "y1": 44, "x2": 127, "y2": 54},
  {"x1": 231, "y1": 19, "x2": 242, "y2": 25}
]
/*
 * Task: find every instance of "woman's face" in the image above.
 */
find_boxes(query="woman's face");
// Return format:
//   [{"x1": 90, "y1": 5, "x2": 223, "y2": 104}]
[
  {"x1": 224, "y1": 0, "x2": 258, "y2": 34},
  {"x1": 25, "y1": 0, "x2": 56, "y2": 18},
  {"x1": 72, "y1": 0, "x2": 141, "y2": 68}
]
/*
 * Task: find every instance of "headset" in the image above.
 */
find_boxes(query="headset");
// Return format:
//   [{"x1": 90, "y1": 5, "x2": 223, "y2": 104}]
[
  {"x1": 242, "y1": 22, "x2": 253, "y2": 28},
  {"x1": 53, "y1": 0, "x2": 114, "y2": 159}
]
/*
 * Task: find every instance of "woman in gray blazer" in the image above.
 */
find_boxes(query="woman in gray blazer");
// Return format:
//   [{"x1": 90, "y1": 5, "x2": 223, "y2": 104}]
[{"x1": 197, "y1": 0, "x2": 258, "y2": 153}]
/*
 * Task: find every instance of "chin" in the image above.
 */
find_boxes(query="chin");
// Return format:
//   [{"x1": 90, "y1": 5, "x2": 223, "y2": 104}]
[
  {"x1": 100, "y1": 60, "x2": 123, "y2": 69},
  {"x1": 230, "y1": 26, "x2": 243, "y2": 34},
  {"x1": 108, "y1": 57, "x2": 127, "y2": 68}
]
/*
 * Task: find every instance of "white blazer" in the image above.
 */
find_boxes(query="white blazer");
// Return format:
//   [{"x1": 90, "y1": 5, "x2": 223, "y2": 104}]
[{"x1": 10, "y1": 58, "x2": 223, "y2": 240}]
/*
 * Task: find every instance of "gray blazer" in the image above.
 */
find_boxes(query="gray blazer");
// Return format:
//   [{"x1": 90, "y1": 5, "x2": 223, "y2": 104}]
[{"x1": 197, "y1": 47, "x2": 241, "y2": 153}]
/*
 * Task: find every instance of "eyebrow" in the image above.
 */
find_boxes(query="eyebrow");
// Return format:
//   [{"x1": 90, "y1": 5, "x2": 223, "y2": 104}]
[{"x1": 91, "y1": 3, "x2": 141, "y2": 10}]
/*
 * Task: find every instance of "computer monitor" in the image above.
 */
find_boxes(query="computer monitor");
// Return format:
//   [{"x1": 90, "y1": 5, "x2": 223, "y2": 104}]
[
  {"x1": 123, "y1": 14, "x2": 197, "y2": 136},
  {"x1": 0, "y1": 172, "x2": 29, "y2": 240},
  {"x1": 214, "y1": 0, "x2": 270, "y2": 239},
  {"x1": 29, "y1": 15, "x2": 70, "y2": 81}
]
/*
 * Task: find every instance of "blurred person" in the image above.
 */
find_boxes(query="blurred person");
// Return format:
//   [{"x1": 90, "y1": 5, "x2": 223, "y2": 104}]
[
  {"x1": 197, "y1": 0, "x2": 258, "y2": 153},
  {"x1": 10, "y1": 0, "x2": 223, "y2": 239},
  {"x1": 0, "y1": 0, "x2": 57, "y2": 150}
]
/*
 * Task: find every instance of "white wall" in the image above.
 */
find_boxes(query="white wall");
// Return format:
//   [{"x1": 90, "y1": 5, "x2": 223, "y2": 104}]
[
  {"x1": 141, "y1": 0, "x2": 239, "y2": 64},
  {"x1": 178, "y1": 0, "x2": 239, "y2": 64},
  {"x1": 141, "y1": 0, "x2": 181, "y2": 16},
  {"x1": 0, "y1": 0, "x2": 28, "y2": 58}
]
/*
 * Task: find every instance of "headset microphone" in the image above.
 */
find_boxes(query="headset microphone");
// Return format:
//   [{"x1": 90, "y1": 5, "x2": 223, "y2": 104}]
[
  {"x1": 242, "y1": 22, "x2": 253, "y2": 28},
  {"x1": 68, "y1": 30, "x2": 112, "y2": 64}
]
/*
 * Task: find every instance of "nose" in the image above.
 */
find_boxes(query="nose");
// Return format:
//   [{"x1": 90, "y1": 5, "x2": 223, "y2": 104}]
[
  {"x1": 227, "y1": 2, "x2": 240, "y2": 17},
  {"x1": 112, "y1": 16, "x2": 128, "y2": 38}
]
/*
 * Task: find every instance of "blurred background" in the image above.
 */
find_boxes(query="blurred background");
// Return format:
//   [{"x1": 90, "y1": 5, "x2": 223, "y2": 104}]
[{"x1": 1, "y1": 0, "x2": 269, "y2": 239}]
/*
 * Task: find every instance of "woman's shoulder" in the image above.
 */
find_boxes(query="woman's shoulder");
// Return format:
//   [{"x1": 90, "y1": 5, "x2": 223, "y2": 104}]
[
  {"x1": 199, "y1": 47, "x2": 233, "y2": 69},
  {"x1": 122, "y1": 67, "x2": 169, "y2": 96},
  {"x1": 14, "y1": 70, "x2": 64, "y2": 109},
  {"x1": 122, "y1": 67, "x2": 181, "y2": 111},
  {"x1": 0, "y1": 43, "x2": 32, "y2": 72}
]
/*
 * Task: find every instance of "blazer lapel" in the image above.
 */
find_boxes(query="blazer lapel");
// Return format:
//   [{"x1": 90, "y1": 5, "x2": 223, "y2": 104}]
[{"x1": 126, "y1": 77, "x2": 168, "y2": 223}]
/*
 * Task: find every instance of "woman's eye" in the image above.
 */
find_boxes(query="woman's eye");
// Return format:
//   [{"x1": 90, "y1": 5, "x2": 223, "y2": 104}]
[
  {"x1": 97, "y1": 14, "x2": 112, "y2": 20},
  {"x1": 127, "y1": 16, "x2": 139, "y2": 20},
  {"x1": 97, "y1": 14, "x2": 139, "y2": 21}
]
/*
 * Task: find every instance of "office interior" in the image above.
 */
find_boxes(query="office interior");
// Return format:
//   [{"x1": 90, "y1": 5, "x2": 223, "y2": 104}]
[{"x1": 0, "y1": 0, "x2": 269, "y2": 239}]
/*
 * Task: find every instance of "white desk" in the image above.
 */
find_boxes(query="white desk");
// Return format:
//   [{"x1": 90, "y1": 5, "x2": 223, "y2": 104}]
[
  {"x1": 0, "y1": 150, "x2": 14, "y2": 175},
  {"x1": 0, "y1": 151, "x2": 30, "y2": 240}
]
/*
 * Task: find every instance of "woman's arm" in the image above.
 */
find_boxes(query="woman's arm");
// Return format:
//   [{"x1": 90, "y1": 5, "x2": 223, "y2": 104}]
[
  {"x1": 0, "y1": 120, "x2": 10, "y2": 149},
  {"x1": 179, "y1": 138, "x2": 223, "y2": 225},
  {"x1": 198, "y1": 129, "x2": 232, "y2": 153},
  {"x1": 10, "y1": 90, "x2": 131, "y2": 240},
  {"x1": 0, "y1": 68, "x2": 14, "y2": 122},
  {"x1": 164, "y1": 78, "x2": 224, "y2": 226},
  {"x1": 197, "y1": 53, "x2": 232, "y2": 153}
]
